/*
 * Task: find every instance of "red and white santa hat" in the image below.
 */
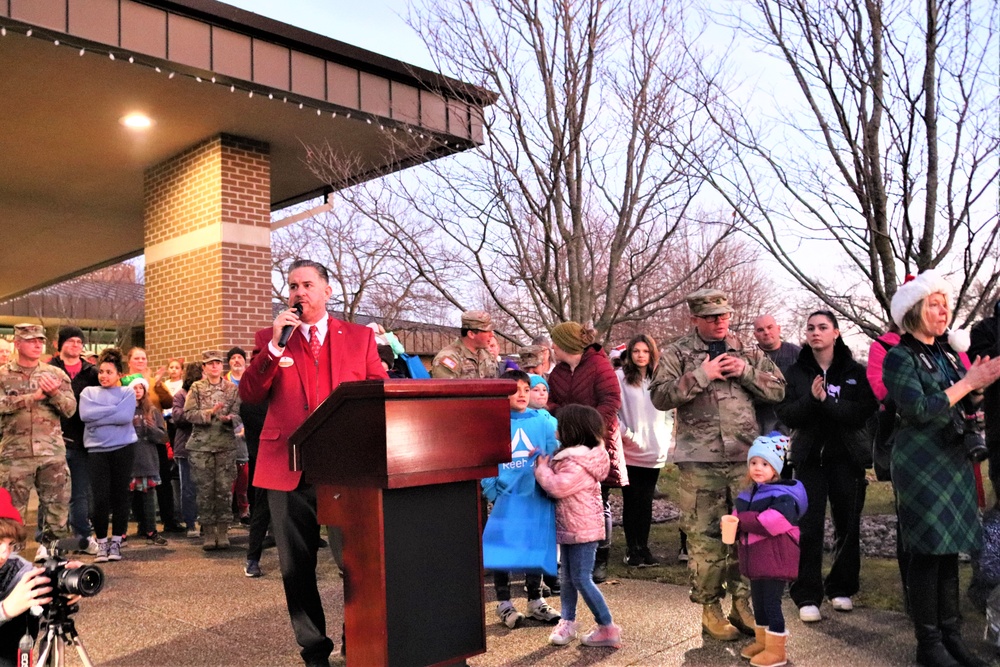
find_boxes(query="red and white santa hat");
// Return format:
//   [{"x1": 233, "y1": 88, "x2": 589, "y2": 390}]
[{"x1": 889, "y1": 269, "x2": 969, "y2": 352}]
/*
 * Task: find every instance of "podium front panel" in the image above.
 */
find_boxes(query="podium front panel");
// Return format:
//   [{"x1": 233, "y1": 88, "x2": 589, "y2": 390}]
[{"x1": 383, "y1": 481, "x2": 485, "y2": 666}]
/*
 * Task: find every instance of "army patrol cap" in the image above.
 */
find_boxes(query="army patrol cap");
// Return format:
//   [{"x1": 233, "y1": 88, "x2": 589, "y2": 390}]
[
  {"x1": 518, "y1": 345, "x2": 544, "y2": 368},
  {"x1": 13, "y1": 324, "x2": 46, "y2": 341},
  {"x1": 686, "y1": 289, "x2": 733, "y2": 317},
  {"x1": 461, "y1": 310, "x2": 493, "y2": 332},
  {"x1": 201, "y1": 350, "x2": 225, "y2": 364}
]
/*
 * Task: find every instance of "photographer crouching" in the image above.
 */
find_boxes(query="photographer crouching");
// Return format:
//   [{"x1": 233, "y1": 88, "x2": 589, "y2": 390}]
[{"x1": 0, "y1": 489, "x2": 95, "y2": 667}]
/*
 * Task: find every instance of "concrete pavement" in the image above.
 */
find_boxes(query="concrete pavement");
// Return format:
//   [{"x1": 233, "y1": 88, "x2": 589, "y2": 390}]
[{"x1": 38, "y1": 527, "x2": 997, "y2": 666}]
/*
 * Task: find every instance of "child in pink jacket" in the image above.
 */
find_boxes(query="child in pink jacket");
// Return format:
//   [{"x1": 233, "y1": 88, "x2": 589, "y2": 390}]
[{"x1": 534, "y1": 405, "x2": 622, "y2": 649}]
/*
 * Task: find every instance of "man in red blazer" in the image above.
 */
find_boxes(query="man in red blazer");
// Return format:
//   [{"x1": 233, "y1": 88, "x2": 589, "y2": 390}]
[{"x1": 239, "y1": 259, "x2": 387, "y2": 667}]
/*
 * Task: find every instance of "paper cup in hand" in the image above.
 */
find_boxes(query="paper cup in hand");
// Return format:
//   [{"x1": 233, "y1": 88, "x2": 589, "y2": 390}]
[{"x1": 720, "y1": 515, "x2": 739, "y2": 544}]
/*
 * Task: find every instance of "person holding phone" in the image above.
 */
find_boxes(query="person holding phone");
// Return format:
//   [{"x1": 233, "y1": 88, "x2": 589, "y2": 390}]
[{"x1": 649, "y1": 289, "x2": 786, "y2": 642}]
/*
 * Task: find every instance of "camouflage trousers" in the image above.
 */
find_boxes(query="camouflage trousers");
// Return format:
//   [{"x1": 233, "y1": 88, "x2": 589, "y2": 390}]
[
  {"x1": 0, "y1": 455, "x2": 70, "y2": 542},
  {"x1": 677, "y1": 461, "x2": 751, "y2": 605},
  {"x1": 188, "y1": 450, "x2": 236, "y2": 525}
]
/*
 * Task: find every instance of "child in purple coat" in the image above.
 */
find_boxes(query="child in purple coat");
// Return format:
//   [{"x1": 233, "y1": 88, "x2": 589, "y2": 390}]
[{"x1": 731, "y1": 433, "x2": 807, "y2": 667}]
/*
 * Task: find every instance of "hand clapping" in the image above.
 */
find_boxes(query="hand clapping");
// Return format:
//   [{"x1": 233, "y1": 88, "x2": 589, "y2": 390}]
[{"x1": 811, "y1": 375, "x2": 827, "y2": 401}]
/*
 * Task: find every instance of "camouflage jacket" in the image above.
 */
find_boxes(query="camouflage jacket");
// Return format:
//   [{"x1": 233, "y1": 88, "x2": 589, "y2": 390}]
[
  {"x1": 0, "y1": 361, "x2": 76, "y2": 459},
  {"x1": 649, "y1": 330, "x2": 785, "y2": 463},
  {"x1": 183, "y1": 378, "x2": 240, "y2": 453},
  {"x1": 430, "y1": 338, "x2": 498, "y2": 379}
]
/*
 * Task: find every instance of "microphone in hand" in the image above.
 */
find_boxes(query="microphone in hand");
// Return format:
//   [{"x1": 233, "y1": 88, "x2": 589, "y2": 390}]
[{"x1": 277, "y1": 302, "x2": 303, "y2": 348}]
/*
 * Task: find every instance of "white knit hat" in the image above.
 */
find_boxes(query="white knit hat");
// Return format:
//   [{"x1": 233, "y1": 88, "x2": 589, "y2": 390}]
[
  {"x1": 890, "y1": 269, "x2": 952, "y2": 331},
  {"x1": 889, "y1": 269, "x2": 969, "y2": 352}
]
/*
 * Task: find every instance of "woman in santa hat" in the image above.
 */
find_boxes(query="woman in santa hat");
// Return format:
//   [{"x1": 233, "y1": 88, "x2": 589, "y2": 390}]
[{"x1": 884, "y1": 269, "x2": 1000, "y2": 667}]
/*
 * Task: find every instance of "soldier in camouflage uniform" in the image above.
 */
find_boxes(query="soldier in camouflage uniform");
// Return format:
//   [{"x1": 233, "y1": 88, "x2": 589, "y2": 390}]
[
  {"x1": 430, "y1": 310, "x2": 498, "y2": 379},
  {"x1": 184, "y1": 350, "x2": 241, "y2": 551},
  {"x1": 649, "y1": 290, "x2": 785, "y2": 641},
  {"x1": 0, "y1": 324, "x2": 76, "y2": 545}
]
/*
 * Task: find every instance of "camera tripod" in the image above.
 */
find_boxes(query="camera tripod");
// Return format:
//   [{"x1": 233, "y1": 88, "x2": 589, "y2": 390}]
[{"x1": 33, "y1": 603, "x2": 94, "y2": 667}]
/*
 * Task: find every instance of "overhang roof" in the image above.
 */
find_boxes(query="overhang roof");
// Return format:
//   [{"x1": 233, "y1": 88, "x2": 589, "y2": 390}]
[{"x1": 0, "y1": 0, "x2": 492, "y2": 301}]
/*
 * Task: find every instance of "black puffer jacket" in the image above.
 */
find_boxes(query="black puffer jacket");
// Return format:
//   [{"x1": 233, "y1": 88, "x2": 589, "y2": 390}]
[
  {"x1": 49, "y1": 357, "x2": 100, "y2": 451},
  {"x1": 775, "y1": 340, "x2": 877, "y2": 468}
]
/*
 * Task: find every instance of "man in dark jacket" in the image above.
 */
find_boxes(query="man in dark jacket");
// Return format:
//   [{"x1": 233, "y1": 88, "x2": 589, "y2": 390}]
[
  {"x1": 49, "y1": 325, "x2": 100, "y2": 552},
  {"x1": 970, "y1": 313, "x2": 1000, "y2": 495},
  {"x1": 752, "y1": 315, "x2": 801, "y2": 437}
]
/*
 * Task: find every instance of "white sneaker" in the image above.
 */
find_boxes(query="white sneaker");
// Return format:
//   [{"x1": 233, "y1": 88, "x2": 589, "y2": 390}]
[
  {"x1": 830, "y1": 596, "x2": 853, "y2": 612},
  {"x1": 33, "y1": 544, "x2": 48, "y2": 562},
  {"x1": 496, "y1": 601, "x2": 523, "y2": 629},
  {"x1": 549, "y1": 619, "x2": 578, "y2": 646},
  {"x1": 84, "y1": 536, "x2": 99, "y2": 556},
  {"x1": 799, "y1": 604, "x2": 822, "y2": 622},
  {"x1": 527, "y1": 598, "x2": 561, "y2": 623},
  {"x1": 94, "y1": 540, "x2": 109, "y2": 563}
]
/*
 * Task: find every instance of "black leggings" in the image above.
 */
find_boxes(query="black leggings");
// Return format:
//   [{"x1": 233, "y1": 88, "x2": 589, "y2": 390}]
[
  {"x1": 87, "y1": 446, "x2": 135, "y2": 539},
  {"x1": 621, "y1": 465, "x2": 661, "y2": 551},
  {"x1": 493, "y1": 572, "x2": 542, "y2": 602},
  {"x1": 751, "y1": 578, "x2": 786, "y2": 633}
]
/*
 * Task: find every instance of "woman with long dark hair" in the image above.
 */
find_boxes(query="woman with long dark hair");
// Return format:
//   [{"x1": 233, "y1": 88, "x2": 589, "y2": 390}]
[
  {"x1": 129, "y1": 379, "x2": 169, "y2": 546},
  {"x1": 616, "y1": 334, "x2": 673, "y2": 567},
  {"x1": 79, "y1": 348, "x2": 136, "y2": 563},
  {"x1": 776, "y1": 310, "x2": 877, "y2": 623}
]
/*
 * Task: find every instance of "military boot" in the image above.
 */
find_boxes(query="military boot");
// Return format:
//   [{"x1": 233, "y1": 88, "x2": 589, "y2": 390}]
[
  {"x1": 201, "y1": 524, "x2": 218, "y2": 551},
  {"x1": 729, "y1": 597, "x2": 757, "y2": 636},
  {"x1": 216, "y1": 524, "x2": 230, "y2": 550},
  {"x1": 702, "y1": 601, "x2": 741, "y2": 641}
]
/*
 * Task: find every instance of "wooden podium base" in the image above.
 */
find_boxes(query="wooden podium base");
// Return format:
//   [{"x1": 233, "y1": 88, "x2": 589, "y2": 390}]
[{"x1": 318, "y1": 481, "x2": 486, "y2": 667}]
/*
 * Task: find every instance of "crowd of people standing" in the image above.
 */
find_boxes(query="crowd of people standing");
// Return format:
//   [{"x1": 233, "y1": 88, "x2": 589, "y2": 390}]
[
  {"x1": 436, "y1": 275, "x2": 1000, "y2": 667},
  {"x1": 1, "y1": 264, "x2": 1000, "y2": 667}
]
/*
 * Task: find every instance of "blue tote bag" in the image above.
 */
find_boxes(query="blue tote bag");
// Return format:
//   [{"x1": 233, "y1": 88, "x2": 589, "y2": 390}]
[
  {"x1": 482, "y1": 452, "x2": 557, "y2": 576},
  {"x1": 399, "y1": 353, "x2": 431, "y2": 379}
]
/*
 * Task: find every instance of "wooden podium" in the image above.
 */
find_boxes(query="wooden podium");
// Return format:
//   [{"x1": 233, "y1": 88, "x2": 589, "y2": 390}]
[{"x1": 288, "y1": 379, "x2": 515, "y2": 667}]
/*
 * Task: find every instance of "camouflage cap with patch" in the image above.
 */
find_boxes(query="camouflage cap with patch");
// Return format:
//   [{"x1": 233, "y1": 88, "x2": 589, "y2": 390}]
[
  {"x1": 201, "y1": 349, "x2": 225, "y2": 363},
  {"x1": 686, "y1": 288, "x2": 733, "y2": 317},
  {"x1": 13, "y1": 323, "x2": 46, "y2": 341},
  {"x1": 518, "y1": 345, "x2": 543, "y2": 368},
  {"x1": 461, "y1": 310, "x2": 493, "y2": 332}
]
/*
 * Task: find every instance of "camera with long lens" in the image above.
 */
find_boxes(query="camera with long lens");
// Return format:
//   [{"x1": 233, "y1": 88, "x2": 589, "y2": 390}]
[
  {"x1": 952, "y1": 394, "x2": 988, "y2": 462},
  {"x1": 39, "y1": 557, "x2": 104, "y2": 600}
]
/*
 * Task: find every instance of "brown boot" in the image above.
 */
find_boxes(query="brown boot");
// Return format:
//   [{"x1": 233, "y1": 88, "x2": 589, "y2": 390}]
[
  {"x1": 216, "y1": 524, "x2": 230, "y2": 549},
  {"x1": 201, "y1": 524, "x2": 217, "y2": 551},
  {"x1": 702, "y1": 602, "x2": 741, "y2": 641},
  {"x1": 729, "y1": 597, "x2": 757, "y2": 636},
  {"x1": 750, "y1": 630, "x2": 787, "y2": 667},
  {"x1": 740, "y1": 626, "x2": 767, "y2": 660}
]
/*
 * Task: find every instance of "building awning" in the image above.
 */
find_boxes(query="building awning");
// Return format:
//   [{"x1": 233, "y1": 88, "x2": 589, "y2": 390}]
[{"x1": 0, "y1": 0, "x2": 493, "y2": 301}]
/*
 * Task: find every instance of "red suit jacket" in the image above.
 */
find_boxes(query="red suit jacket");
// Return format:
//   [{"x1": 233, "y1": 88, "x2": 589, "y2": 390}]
[{"x1": 239, "y1": 315, "x2": 388, "y2": 491}]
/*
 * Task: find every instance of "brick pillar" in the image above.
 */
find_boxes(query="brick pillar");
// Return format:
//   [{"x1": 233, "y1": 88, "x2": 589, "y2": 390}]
[{"x1": 144, "y1": 134, "x2": 272, "y2": 368}]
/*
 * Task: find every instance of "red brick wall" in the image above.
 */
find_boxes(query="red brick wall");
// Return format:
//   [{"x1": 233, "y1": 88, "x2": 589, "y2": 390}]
[{"x1": 144, "y1": 135, "x2": 272, "y2": 368}]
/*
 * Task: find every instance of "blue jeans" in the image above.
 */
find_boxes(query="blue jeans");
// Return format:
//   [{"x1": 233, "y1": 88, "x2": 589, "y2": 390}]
[
  {"x1": 66, "y1": 448, "x2": 92, "y2": 538},
  {"x1": 560, "y1": 541, "x2": 613, "y2": 626},
  {"x1": 177, "y1": 457, "x2": 198, "y2": 528}
]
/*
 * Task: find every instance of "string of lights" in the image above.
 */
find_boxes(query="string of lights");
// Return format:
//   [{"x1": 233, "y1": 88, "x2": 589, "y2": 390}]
[{"x1": 0, "y1": 19, "x2": 473, "y2": 151}]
